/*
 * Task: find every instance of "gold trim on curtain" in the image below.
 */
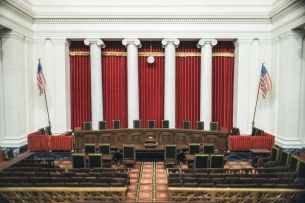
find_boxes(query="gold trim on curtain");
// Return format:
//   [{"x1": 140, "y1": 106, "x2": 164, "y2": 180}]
[{"x1": 69, "y1": 51, "x2": 235, "y2": 57}]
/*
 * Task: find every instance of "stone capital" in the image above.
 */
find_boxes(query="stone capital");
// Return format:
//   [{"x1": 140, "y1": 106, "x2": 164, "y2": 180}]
[
  {"x1": 84, "y1": 38, "x2": 106, "y2": 48},
  {"x1": 51, "y1": 38, "x2": 71, "y2": 47},
  {"x1": 233, "y1": 38, "x2": 253, "y2": 48},
  {"x1": 122, "y1": 38, "x2": 141, "y2": 48},
  {"x1": 258, "y1": 38, "x2": 272, "y2": 46},
  {"x1": 0, "y1": 30, "x2": 24, "y2": 41},
  {"x1": 161, "y1": 38, "x2": 180, "y2": 48},
  {"x1": 197, "y1": 38, "x2": 217, "y2": 48}
]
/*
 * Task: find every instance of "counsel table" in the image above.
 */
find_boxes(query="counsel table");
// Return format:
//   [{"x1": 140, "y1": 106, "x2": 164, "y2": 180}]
[{"x1": 249, "y1": 149, "x2": 270, "y2": 167}]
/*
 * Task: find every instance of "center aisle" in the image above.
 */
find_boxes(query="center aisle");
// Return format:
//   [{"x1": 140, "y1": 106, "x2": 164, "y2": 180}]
[{"x1": 126, "y1": 161, "x2": 170, "y2": 202}]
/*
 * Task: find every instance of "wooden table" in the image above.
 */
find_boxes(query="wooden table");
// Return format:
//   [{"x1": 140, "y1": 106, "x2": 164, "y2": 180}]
[{"x1": 249, "y1": 149, "x2": 270, "y2": 167}]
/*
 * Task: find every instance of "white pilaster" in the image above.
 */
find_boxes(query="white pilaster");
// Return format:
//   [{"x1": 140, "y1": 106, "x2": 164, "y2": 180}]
[
  {"x1": 255, "y1": 38, "x2": 272, "y2": 130},
  {"x1": 270, "y1": 37, "x2": 281, "y2": 135},
  {"x1": 300, "y1": 37, "x2": 305, "y2": 148},
  {"x1": 122, "y1": 38, "x2": 141, "y2": 128},
  {"x1": 0, "y1": 38, "x2": 5, "y2": 144},
  {"x1": 162, "y1": 38, "x2": 180, "y2": 128},
  {"x1": 52, "y1": 38, "x2": 71, "y2": 132},
  {"x1": 247, "y1": 39, "x2": 260, "y2": 131},
  {"x1": 197, "y1": 38, "x2": 217, "y2": 130},
  {"x1": 233, "y1": 38, "x2": 253, "y2": 134},
  {"x1": 33, "y1": 38, "x2": 47, "y2": 131},
  {"x1": 0, "y1": 30, "x2": 27, "y2": 147},
  {"x1": 84, "y1": 39, "x2": 105, "y2": 130},
  {"x1": 275, "y1": 30, "x2": 304, "y2": 148}
]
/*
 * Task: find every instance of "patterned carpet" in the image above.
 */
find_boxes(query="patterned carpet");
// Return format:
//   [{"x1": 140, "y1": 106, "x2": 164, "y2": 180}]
[{"x1": 54, "y1": 159, "x2": 254, "y2": 202}]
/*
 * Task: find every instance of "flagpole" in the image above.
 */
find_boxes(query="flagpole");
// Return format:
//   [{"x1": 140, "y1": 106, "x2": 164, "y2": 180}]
[
  {"x1": 252, "y1": 62, "x2": 265, "y2": 129},
  {"x1": 38, "y1": 58, "x2": 52, "y2": 128}
]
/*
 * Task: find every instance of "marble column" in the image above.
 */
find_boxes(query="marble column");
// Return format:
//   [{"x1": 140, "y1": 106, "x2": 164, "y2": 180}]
[
  {"x1": 122, "y1": 39, "x2": 141, "y2": 128},
  {"x1": 52, "y1": 39, "x2": 71, "y2": 132},
  {"x1": 0, "y1": 30, "x2": 27, "y2": 147},
  {"x1": 197, "y1": 39, "x2": 217, "y2": 130},
  {"x1": 84, "y1": 39, "x2": 105, "y2": 130},
  {"x1": 162, "y1": 38, "x2": 180, "y2": 128},
  {"x1": 274, "y1": 30, "x2": 304, "y2": 148},
  {"x1": 233, "y1": 39, "x2": 253, "y2": 134}
]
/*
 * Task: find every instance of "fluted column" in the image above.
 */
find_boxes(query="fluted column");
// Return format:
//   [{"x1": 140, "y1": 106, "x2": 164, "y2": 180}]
[
  {"x1": 84, "y1": 39, "x2": 105, "y2": 130},
  {"x1": 122, "y1": 39, "x2": 141, "y2": 128},
  {"x1": 162, "y1": 38, "x2": 180, "y2": 128},
  {"x1": 197, "y1": 39, "x2": 217, "y2": 130}
]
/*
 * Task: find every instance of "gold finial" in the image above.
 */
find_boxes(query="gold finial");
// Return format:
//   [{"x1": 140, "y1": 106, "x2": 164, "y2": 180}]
[
  {"x1": 262, "y1": 62, "x2": 265, "y2": 66},
  {"x1": 38, "y1": 58, "x2": 41, "y2": 62}
]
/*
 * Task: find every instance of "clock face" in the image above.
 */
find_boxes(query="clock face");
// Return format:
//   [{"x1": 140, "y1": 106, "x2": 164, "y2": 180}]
[{"x1": 147, "y1": 56, "x2": 155, "y2": 63}]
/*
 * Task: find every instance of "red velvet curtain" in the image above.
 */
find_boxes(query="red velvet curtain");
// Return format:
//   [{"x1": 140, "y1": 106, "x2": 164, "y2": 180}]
[
  {"x1": 138, "y1": 41, "x2": 165, "y2": 128},
  {"x1": 175, "y1": 41, "x2": 201, "y2": 129},
  {"x1": 70, "y1": 41, "x2": 91, "y2": 131},
  {"x1": 212, "y1": 41, "x2": 235, "y2": 132},
  {"x1": 102, "y1": 41, "x2": 128, "y2": 129}
]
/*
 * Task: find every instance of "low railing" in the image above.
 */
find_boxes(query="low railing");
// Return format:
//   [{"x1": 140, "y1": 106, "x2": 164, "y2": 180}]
[
  {"x1": 0, "y1": 187, "x2": 127, "y2": 203},
  {"x1": 168, "y1": 187, "x2": 305, "y2": 203}
]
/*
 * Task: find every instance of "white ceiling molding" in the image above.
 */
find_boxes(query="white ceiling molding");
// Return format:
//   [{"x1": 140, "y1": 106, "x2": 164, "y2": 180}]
[
  {"x1": 0, "y1": 0, "x2": 35, "y2": 23},
  {"x1": 0, "y1": 14, "x2": 33, "y2": 37},
  {"x1": 33, "y1": 18, "x2": 271, "y2": 24},
  {"x1": 269, "y1": 0, "x2": 305, "y2": 22},
  {"x1": 271, "y1": 12, "x2": 305, "y2": 37}
]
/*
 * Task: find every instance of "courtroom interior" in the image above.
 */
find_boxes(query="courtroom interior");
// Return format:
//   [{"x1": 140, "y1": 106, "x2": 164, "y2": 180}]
[{"x1": 0, "y1": 0, "x2": 305, "y2": 202}]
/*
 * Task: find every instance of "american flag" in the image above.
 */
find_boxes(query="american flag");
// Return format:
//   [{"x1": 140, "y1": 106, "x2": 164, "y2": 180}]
[
  {"x1": 260, "y1": 65, "x2": 272, "y2": 99},
  {"x1": 37, "y1": 61, "x2": 46, "y2": 96}
]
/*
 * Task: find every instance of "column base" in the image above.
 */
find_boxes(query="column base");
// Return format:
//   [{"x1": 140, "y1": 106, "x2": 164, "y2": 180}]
[
  {"x1": 1, "y1": 135, "x2": 27, "y2": 148},
  {"x1": 275, "y1": 135, "x2": 303, "y2": 149}
]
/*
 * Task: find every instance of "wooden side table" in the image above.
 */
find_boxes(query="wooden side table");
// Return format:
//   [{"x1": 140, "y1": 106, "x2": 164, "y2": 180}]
[{"x1": 249, "y1": 149, "x2": 270, "y2": 167}]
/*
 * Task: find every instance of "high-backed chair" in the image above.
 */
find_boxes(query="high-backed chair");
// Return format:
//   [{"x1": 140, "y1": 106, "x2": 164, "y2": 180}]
[
  {"x1": 231, "y1": 127, "x2": 240, "y2": 135},
  {"x1": 113, "y1": 120, "x2": 120, "y2": 129},
  {"x1": 72, "y1": 153, "x2": 86, "y2": 168},
  {"x1": 203, "y1": 144, "x2": 215, "y2": 154},
  {"x1": 277, "y1": 150, "x2": 291, "y2": 168},
  {"x1": 288, "y1": 155, "x2": 299, "y2": 172},
  {"x1": 194, "y1": 154, "x2": 209, "y2": 169},
  {"x1": 196, "y1": 121, "x2": 204, "y2": 130},
  {"x1": 183, "y1": 120, "x2": 190, "y2": 129},
  {"x1": 297, "y1": 159, "x2": 305, "y2": 179},
  {"x1": 99, "y1": 144, "x2": 110, "y2": 154},
  {"x1": 133, "y1": 120, "x2": 141, "y2": 128},
  {"x1": 257, "y1": 147, "x2": 281, "y2": 168},
  {"x1": 162, "y1": 120, "x2": 169, "y2": 128},
  {"x1": 45, "y1": 126, "x2": 52, "y2": 135},
  {"x1": 210, "y1": 154, "x2": 225, "y2": 168},
  {"x1": 123, "y1": 145, "x2": 136, "y2": 166},
  {"x1": 88, "y1": 154, "x2": 102, "y2": 168},
  {"x1": 83, "y1": 122, "x2": 92, "y2": 130},
  {"x1": 98, "y1": 121, "x2": 107, "y2": 130},
  {"x1": 257, "y1": 129, "x2": 264, "y2": 135},
  {"x1": 210, "y1": 122, "x2": 218, "y2": 131},
  {"x1": 148, "y1": 120, "x2": 155, "y2": 128},
  {"x1": 164, "y1": 145, "x2": 177, "y2": 168},
  {"x1": 188, "y1": 143, "x2": 201, "y2": 155},
  {"x1": 251, "y1": 127, "x2": 258, "y2": 136},
  {"x1": 84, "y1": 143, "x2": 96, "y2": 154},
  {"x1": 38, "y1": 128, "x2": 46, "y2": 134}
]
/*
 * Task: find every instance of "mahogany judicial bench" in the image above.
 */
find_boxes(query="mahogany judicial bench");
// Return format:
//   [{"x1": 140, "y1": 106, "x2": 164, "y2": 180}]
[{"x1": 73, "y1": 128, "x2": 228, "y2": 152}]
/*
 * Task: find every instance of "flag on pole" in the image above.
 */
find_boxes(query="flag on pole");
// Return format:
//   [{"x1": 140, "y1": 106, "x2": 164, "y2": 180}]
[
  {"x1": 37, "y1": 61, "x2": 46, "y2": 96},
  {"x1": 260, "y1": 65, "x2": 272, "y2": 99}
]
